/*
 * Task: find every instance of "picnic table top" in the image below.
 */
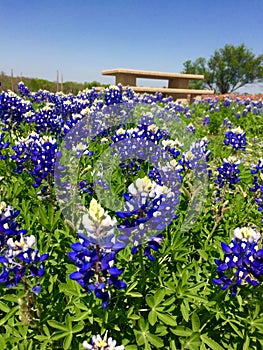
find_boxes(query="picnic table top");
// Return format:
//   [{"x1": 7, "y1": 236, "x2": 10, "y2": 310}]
[{"x1": 102, "y1": 68, "x2": 204, "y2": 80}]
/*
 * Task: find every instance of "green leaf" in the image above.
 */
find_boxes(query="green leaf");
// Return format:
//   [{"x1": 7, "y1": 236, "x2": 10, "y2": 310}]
[
  {"x1": 180, "y1": 301, "x2": 189, "y2": 322},
  {"x1": 148, "y1": 310, "x2": 157, "y2": 326},
  {"x1": 52, "y1": 331, "x2": 69, "y2": 341},
  {"x1": 242, "y1": 335, "x2": 250, "y2": 350},
  {"x1": 146, "y1": 295, "x2": 155, "y2": 308},
  {"x1": 47, "y1": 320, "x2": 68, "y2": 331},
  {"x1": 201, "y1": 335, "x2": 224, "y2": 350},
  {"x1": 138, "y1": 317, "x2": 148, "y2": 331},
  {"x1": 170, "y1": 340, "x2": 177, "y2": 350},
  {"x1": 65, "y1": 314, "x2": 72, "y2": 331},
  {"x1": 129, "y1": 314, "x2": 140, "y2": 320},
  {"x1": 154, "y1": 288, "x2": 166, "y2": 305},
  {"x1": 0, "y1": 300, "x2": 10, "y2": 313},
  {"x1": 0, "y1": 335, "x2": 6, "y2": 349},
  {"x1": 63, "y1": 333, "x2": 73, "y2": 350},
  {"x1": 162, "y1": 296, "x2": 175, "y2": 306},
  {"x1": 157, "y1": 312, "x2": 177, "y2": 326},
  {"x1": 171, "y1": 326, "x2": 192, "y2": 337},
  {"x1": 147, "y1": 333, "x2": 164, "y2": 348},
  {"x1": 127, "y1": 292, "x2": 143, "y2": 298},
  {"x1": 72, "y1": 323, "x2": 84, "y2": 333},
  {"x1": 0, "y1": 305, "x2": 18, "y2": 326},
  {"x1": 252, "y1": 318, "x2": 263, "y2": 332},
  {"x1": 191, "y1": 312, "x2": 200, "y2": 332},
  {"x1": 229, "y1": 321, "x2": 243, "y2": 338}
]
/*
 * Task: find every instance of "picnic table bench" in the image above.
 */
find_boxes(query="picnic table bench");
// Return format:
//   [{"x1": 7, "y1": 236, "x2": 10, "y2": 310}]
[{"x1": 101, "y1": 68, "x2": 214, "y2": 102}]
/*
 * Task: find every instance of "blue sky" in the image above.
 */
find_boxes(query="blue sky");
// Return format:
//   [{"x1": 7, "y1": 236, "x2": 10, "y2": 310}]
[{"x1": 1, "y1": 0, "x2": 263, "y2": 93}]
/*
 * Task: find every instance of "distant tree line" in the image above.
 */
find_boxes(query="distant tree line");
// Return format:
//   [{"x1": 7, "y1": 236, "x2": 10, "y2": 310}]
[
  {"x1": 181, "y1": 44, "x2": 263, "y2": 94},
  {"x1": 0, "y1": 71, "x2": 108, "y2": 94}
]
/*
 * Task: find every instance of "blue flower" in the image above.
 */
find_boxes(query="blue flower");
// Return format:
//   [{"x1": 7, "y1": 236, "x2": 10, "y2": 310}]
[
  {"x1": 0, "y1": 233, "x2": 48, "y2": 291},
  {"x1": 224, "y1": 126, "x2": 246, "y2": 151},
  {"x1": 213, "y1": 226, "x2": 263, "y2": 296},
  {"x1": 249, "y1": 159, "x2": 263, "y2": 218},
  {"x1": 214, "y1": 156, "x2": 241, "y2": 199},
  {"x1": 11, "y1": 133, "x2": 58, "y2": 188},
  {"x1": 68, "y1": 232, "x2": 126, "y2": 309}
]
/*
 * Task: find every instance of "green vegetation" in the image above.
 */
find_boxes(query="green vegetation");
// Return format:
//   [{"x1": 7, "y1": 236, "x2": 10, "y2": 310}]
[
  {"x1": 0, "y1": 71, "x2": 108, "y2": 94},
  {"x1": 182, "y1": 43, "x2": 263, "y2": 93}
]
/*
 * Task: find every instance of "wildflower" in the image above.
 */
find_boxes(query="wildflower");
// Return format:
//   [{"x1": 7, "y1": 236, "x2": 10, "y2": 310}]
[
  {"x1": 180, "y1": 138, "x2": 210, "y2": 176},
  {"x1": 185, "y1": 123, "x2": 195, "y2": 133},
  {"x1": 224, "y1": 126, "x2": 246, "y2": 151},
  {"x1": 104, "y1": 85, "x2": 123, "y2": 105},
  {"x1": 69, "y1": 200, "x2": 126, "y2": 308},
  {"x1": 11, "y1": 133, "x2": 58, "y2": 188},
  {"x1": 250, "y1": 158, "x2": 263, "y2": 219},
  {"x1": 68, "y1": 232, "x2": 126, "y2": 309},
  {"x1": 82, "y1": 198, "x2": 117, "y2": 247},
  {"x1": 213, "y1": 226, "x2": 263, "y2": 296},
  {"x1": 83, "y1": 330, "x2": 124, "y2": 349},
  {"x1": 214, "y1": 156, "x2": 241, "y2": 198},
  {"x1": 202, "y1": 115, "x2": 210, "y2": 126},
  {"x1": 0, "y1": 233, "x2": 48, "y2": 291}
]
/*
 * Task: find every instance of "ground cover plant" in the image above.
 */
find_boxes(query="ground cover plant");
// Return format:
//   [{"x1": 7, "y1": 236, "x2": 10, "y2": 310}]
[{"x1": 0, "y1": 83, "x2": 263, "y2": 349}]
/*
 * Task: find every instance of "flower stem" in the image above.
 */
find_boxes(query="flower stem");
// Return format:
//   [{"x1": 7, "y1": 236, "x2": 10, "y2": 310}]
[{"x1": 139, "y1": 246, "x2": 146, "y2": 290}]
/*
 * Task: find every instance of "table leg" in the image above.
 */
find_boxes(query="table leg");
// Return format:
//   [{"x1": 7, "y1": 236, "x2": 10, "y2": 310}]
[
  {"x1": 168, "y1": 78, "x2": 189, "y2": 89},
  {"x1": 115, "y1": 74, "x2": 136, "y2": 86}
]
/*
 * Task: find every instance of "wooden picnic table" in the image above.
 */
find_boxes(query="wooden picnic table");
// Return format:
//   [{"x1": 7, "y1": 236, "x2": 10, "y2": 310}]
[{"x1": 101, "y1": 68, "x2": 214, "y2": 101}]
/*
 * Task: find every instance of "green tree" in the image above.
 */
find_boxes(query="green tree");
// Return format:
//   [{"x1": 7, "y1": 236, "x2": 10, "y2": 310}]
[{"x1": 182, "y1": 44, "x2": 263, "y2": 93}]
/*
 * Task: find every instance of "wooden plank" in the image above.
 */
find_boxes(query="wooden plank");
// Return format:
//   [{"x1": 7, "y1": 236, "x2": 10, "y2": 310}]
[
  {"x1": 102, "y1": 68, "x2": 204, "y2": 80},
  {"x1": 93, "y1": 85, "x2": 214, "y2": 96},
  {"x1": 125, "y1": 86, "x2": 214, "y2": 95}
]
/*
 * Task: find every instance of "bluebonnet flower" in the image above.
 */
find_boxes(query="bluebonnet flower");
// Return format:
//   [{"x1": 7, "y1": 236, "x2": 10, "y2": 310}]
[
  {"x1": 0, "y1": 207, "x2": 48, "y2": 294},
  {"x1": 202, "y1": 115, "x2": 210, "y2": 126},
  {"x1": 180, "y1": 138, "x2": 210, "y2": 176},
  {"x1": 0, "y1": 90, "x2": 33, "y2": 130},
  {"x1": 221, "y1": 118, "x2": 233, "y2": 129},
  {"x1": 214, "y1": 156, "x2": 241, "y2": 198},
  {"x1": 79, "y1": 180, "x2": 94, "y2": 195},
  {"x1": 161, "y1": 138, "x2": 182, "y2": 159},
  {"x1": 11, "y1": 133, "x2": 58, "y2": 188},
  {"x1": 131, "y1": 234, "x2": 163, "y2": 261},
  {"x1": 116, "y1": 176, "x2": 180, "y2": 259},
  {"x1": 213, "y1": 226, "x2": 263, "y2": 296},
  {"x1": 18, "y1": 82, "x2": 31, "y2": 97},
  {"x1": 224, "y1": 126, "x2": 246, "y2": 151},
  {"x1": 83, "y1": 330, "x2": 124, "y2": 349},
  {"x1": 104, "y1": 85, "x2": 123, "y2": 105},
  {"x1": 223, "y1": 97, "x2": 232, "y2": 107},
  {"x1": 250, "y1": 158, "x2": 263, "y2": 218},
  {"x1": 0, "y1": 133, "x2": 10, "y2": 160},
  {"x1": 68, "y1": 199, "x2": 126, "y2": 308},
  {"x1": 185, "y1": 123, "x2": 195, "y2": 133},
  {"x1": 0, "y1": 234, "x2": 48, "y2": 292},
  {"x1": 0, "y1": 202, "x2": 27, "y2": 247}
]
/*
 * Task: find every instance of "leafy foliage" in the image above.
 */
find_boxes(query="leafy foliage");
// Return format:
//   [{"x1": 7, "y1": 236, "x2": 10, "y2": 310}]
[
  {"x1": 182, "y1": 43, "x2": 263, "y2": 93},
  {"x1": 0, "y1": 85, "x2": 263, "y2": 349}
]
